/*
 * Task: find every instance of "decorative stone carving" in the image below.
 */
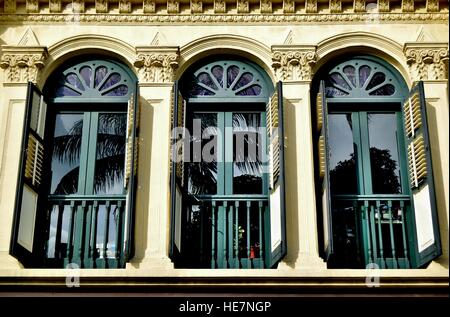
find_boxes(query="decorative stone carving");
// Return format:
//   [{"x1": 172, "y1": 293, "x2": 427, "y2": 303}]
[
  {"x1": 260, "y1": 0, "x2": 272, "y2": 13},
  {"x1": 426, "y1": 0, "x2": 439, "y2": 12},
  {"x1": 237, "y1": 0, "x2": 249, "y2": 13},
  {"x1": 306, "y1": 0, "x2": 318, "y2": 13},
  {"x1": 354, "y1": 0, "x2": 365, "y2": 12},
  {"x1": 72, "y1": 0, "x2": 85, "y2": 13},
  {"x1": 119, "y1": 0, "x2": 131, "y2": 13},
  {"x1": 402, "y1": 0, "x2": 414, "y2": 12},
  {"x1": 404, "y1": 44, "x2": 449, "y2": 81},
  {"x1": 191, "y1": 0, "x2": 203, "y2": 13},
  {"x1": 26, "y1": 0, "x2": 39, "y2": 13},
  {"x1": 0, "y1": 48, "x2": 48, "y2": 84},
  {"x1": 283, "y1": 0, "x2": 295, "y2": 13},
  {"x1": 214, "y1": 0, "x2": 226, "y2": 13},
  {"x1": 143, "y1": 0, "x2": 156, "y2": 13},
  {"x1": 4, "y1": 0, "x2": 16, "y2": 13},
  {"x1": 329, "y1": 0, "x2": 342, "y2": 13},
  {"x1": 378, "y1": 0, "x2": 389, "y2": 12},
  {"x1": 134, "y1": 48, "x2": 179, "y2": 84},
  {"x1": 271, "y1": 47, "x2": 317, "y2": 81},
  {"x1": 49, "y1": 0, "x2": 62, "y2": 13},
  {"x1": 95, "y1": 0, "x2": 108, "y2": 13},
  {"x1": 167, "y1": 0, "x2": 179, "y2": 13}
]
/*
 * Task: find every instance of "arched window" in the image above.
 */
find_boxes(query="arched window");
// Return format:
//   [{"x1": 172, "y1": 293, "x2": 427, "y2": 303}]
[
  {"x1": 315, "y1": 56, "x2": 441, "y2": 269},
  {"x1": 10, "y1": 58, "x2": 138, "y2": 269},
  {"x1": 169, "y1": 58, "x2": 286, "y2": 269}
]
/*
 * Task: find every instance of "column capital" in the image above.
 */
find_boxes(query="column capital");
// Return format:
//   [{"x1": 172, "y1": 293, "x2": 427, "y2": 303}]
[
  {"x1": 404, "y1": 42, "x2": 449, "y2": 81},
  {"x1": 0, "y1": 46, "x2": 48, "y2": 85},
  {"x1": 271, "y1": 45, "x2": 317, "y2": 82},
  {"x1": 134, "y1": 46, "x2": 180, "y2": 85}
]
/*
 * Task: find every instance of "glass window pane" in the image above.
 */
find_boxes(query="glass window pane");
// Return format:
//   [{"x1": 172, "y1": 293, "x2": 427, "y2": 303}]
[
  {"x1": 188, "y1": 113, "x2": 218, "y2": 195},
  {"x1": 368, "y1": 113, "x2": 402, "y2": 194},
  {"x1": 94, "y1": 113, "x2": 126, "y2": 195},
  {"x1": 328, "y1": 113, "x2": 357, "y2": 195},
  {"x1": 51, "y1": 114, "x2": 83, "y2": 195},
  {"x1": 233, "y1": 113, "x2": 263, "y2": 194}
]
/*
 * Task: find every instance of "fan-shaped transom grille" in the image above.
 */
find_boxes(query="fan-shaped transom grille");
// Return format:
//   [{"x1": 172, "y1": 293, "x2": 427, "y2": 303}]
[
  {"x1": 325, "y1": 58, "x2": 403, "y2": 99},
  {"x1": 50, "y1": 60, "x2": 134, "y2": 101},
  {"x1": 186, "y1": 60, "x2": 270, "y2": 100}
]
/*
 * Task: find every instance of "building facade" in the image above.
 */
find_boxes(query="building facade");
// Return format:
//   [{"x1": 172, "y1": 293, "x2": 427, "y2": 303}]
[{"x1": 0, "y1": 0, "x2": 448, "y2": 294}]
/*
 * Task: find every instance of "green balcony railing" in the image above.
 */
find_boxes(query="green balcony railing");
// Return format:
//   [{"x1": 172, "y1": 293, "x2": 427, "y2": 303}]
[
  {"x1": 332, "y1": 195, "x2": 411, "y2": 269},
  {"x1": 45, "y1": 195, "x2": 127, "y2": 268},
  {"x1": 183, "y1": 195, "x2": 269, "y2": 269}
]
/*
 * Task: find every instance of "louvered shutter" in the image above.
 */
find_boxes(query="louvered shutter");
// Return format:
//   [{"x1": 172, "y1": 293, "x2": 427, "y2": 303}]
[{"x1": 402, "y1": 81, "x2": 441, "y2": 267}]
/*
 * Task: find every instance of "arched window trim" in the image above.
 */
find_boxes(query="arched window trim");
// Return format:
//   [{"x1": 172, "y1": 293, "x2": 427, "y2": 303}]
[
  {"x1": 183, "y1": 59, "x2": 273, "y2": 103},
  {"x1": 325, "y1": 56, "x2": 407, "y2": 103},
  {"x1": 48, "y1": 59, "x2": 136, "y2": 103}
]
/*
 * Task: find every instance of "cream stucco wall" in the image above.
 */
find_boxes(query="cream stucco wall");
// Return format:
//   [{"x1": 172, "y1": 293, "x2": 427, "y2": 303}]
[{"x1": 0, "y1": 19, "x2": 448, "y2": 283}]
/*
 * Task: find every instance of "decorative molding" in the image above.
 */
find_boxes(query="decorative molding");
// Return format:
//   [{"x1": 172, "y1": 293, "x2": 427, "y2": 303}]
[
  {"x1": 17, "y1": 28, "x2": 41, "y2": 46},
  {"x1": 260, "y1": 0, "x2": 272, "y2": 14},
  {"x1": 4, "y1": 0, "x2": 16, "y2": 13},
  {"x1": 283, "y1": 0, "x2": 295, "y2": 13},
  {"x1": 329, "y1": 0, "x2": 342, "y2": 13},
  {"x1": 378, "y1": 0, "x2": 389, "y2": 12},
  {"x1": 143, "y1": 0, "x2": 156, "y2": 13},
  {"x1": 95, "y1": 0, "x2": 108, "y2": 13},
  {"x1": 134, "y1": 47, "x2": 180, "y2": 84},
  {"x1": 0, "y1": 13, "x2": 448, "y2": 24},
  {"x1": 26, "y1": 0, "x2": 39, "y2": 13},
  {"x1": 72, "y1": 0, "x2": 85, "y2": 13},
  {"x1": 426, "y1": 0, "x2": 439, "y2": 12},
  {"x1": 404, "y1": 43, "x2": 449, "y2": 81},
  {"x1": 167, "y1": 0, "x2": 180, "y2": 14},
  {"x1": 49, "y1": 0, "x2": 62, "y2": 13},
  {"x1": 402, "y1": 0, "x2": 414, "y2": 13},
  {"x1": 191, "y1": 0, "x2": 203, "y2": 14},
  {"x1": 354, "y1": 0, "x2": 365, "y2": 13},
  {"x1": 0, "y1": 47, "x2": 48, "y2": 84},
  {"x1": 237, "y1": 0, "x2": 249, "y2": 13},
  {"x1": 214, "y1": 0, "x2": 226, "y2": 13},
  {"x1": 306, "y1": 0, "x2": 318, "y2": 13},
  {"x1": 119, "y1": 0, "x2": 131, "y2": 13},
  {"x1": 271, "y1": 46, "x2": 317, "y2": 81}
]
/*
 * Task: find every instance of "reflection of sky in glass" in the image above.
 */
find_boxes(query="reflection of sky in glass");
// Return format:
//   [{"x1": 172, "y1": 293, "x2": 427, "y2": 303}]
[
  {"x1": 51, "y1": 114, "x2": 83, "y2": 194},
  {"x1": 328, "y1": 114, "x2": 354, "y2": 170}
]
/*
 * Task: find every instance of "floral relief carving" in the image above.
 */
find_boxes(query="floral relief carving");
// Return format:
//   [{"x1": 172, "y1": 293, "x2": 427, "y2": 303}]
[
  {"x1": 283, "y1": 0, "x2": 295, "y2": 13},
  {"x1": 0, "y1": 52, "x2": 48, "y2": 84},
  {"x1": 214, "y1": 0, "x2": 226, "y2": 13},
  {"x1": 95, "y1": 0, "x2": 108, "y2": 13},
  {"x1": 426, "y1": 0, "x2": 439, "y2": 12},
  {"x1": 26, "y1": 0, "x2": 39, "y2": 13},
  {"x1": 4, "y1": 0, "x2": 16, "y2": 13},
  {"x1": 167, "y1": 0, "x2": 180, "y2": 13},
  {"x1": 402, "y1": 0, "x2": 414, "y2": 12},
  {"x1": 237, "y1": 0, "x2": 249, "y2": 13},
  {"x1": 306, "y1": 0, "x2": 318, "y2": 13},
  {"x1": 272, "y1": 50, "x2": 317, "y2": 81},
  {"x1": 378, "y1": 0, "x2": 389, "y2": 12},
  {"x1": 49, "y1": 0, "x2": 62, "y2": 13},
  {"x1": 72, "y1": 0, "x2": 85, "y2": 13},
  {"x1": 134, "y1": 52, "x2": 179, "y2": 84},
  {"x1": 329, "y1": 0, "x2": 342, "y2": 13},
  {"x1": 354, "y1": 0, "x2": 365, "y2": 12},
  {"x1": 119, "y1": 0, "x2": 132, "y2": 13},
  {"x1": 260, "y1": 0, "x2": 272, "y2": 13},
  {"x1": 191, "y1": 0, "x2": 203, "y2": 13},
  {"x1": 405, "y1": 47, "x2": 449, "y2": 81},
  {"x1": 143, "y1": 0, "x2": 156, "y2": 13}
]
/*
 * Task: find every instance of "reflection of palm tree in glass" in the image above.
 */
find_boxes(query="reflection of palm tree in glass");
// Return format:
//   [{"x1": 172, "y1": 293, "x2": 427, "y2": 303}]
[{"x1": 52, "y1": 113, "x2": 126, "y2": 195}]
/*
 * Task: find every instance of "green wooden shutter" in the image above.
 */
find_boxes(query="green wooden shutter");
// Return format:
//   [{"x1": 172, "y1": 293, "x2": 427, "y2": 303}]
[
  {"x1": 402, "y1": 81, "x2": 442, "y2": 267},
  {"x1": 317, "y1": 80, "x2": 333, "y2": 261},
  {"x1": 10, "y1": 82, "x2": 47, "y2": 266},
  {"x1": 123, "y1": 82, "x2": 139, "y2": 264},
  {"x1": 169, "y1": 81, "x2": 186, "y2": 260},
  {"x1": 267, "y1": 82, "x2": 287, "y2": 267}
]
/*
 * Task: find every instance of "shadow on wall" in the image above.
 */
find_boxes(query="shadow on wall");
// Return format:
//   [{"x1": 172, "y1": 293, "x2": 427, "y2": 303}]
[{"x1": 426, "y1": 101, "x2": 449, "y2": 269}]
